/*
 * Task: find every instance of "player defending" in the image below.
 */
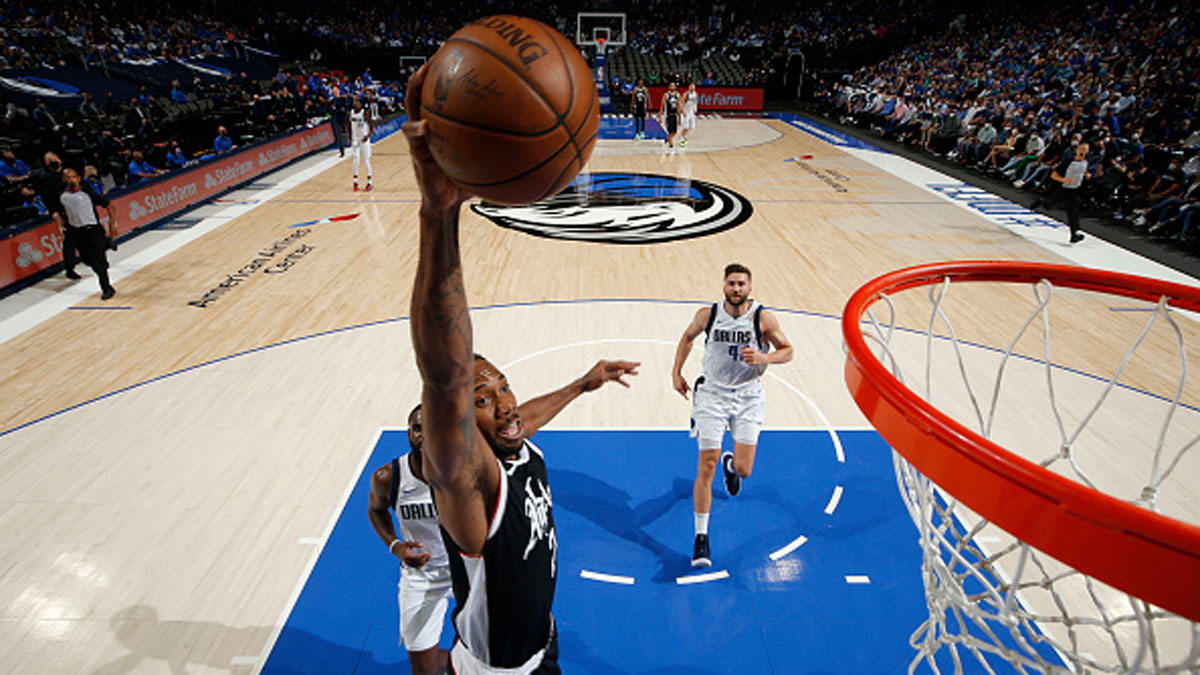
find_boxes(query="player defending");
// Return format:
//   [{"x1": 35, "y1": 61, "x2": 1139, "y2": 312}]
[
  {"x1": 679, "y1": 83, "x2": 698, "y2": 148},
  {"x1": 631, "y1": 78, "x2": 649, "y2": 141},
  {"x1": 368, "y1": 405, "x2": 451, "y2": 675},
  {"x1": 403, "y1": 63, "x2": 639, "y2": 673},
  {"x1": 349, "y1": 98, "x2": 375, "y2": 191},
  {"x1": 659, "y1": 81, "x2": 680, "y2": 151},
  {"x1": 671, "y1": 264, "x2": 793, "y2": 568}
]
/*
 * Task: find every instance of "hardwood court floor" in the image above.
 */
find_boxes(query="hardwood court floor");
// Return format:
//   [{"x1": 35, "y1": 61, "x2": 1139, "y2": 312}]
[{"x1": 0, "y1": 116, "x2": 1196, "y2": 673}]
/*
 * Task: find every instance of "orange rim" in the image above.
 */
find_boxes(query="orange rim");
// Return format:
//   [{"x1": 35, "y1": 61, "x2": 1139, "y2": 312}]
[{"x1": 842, "y1": 260, "x2": 1200, "y2": 622}]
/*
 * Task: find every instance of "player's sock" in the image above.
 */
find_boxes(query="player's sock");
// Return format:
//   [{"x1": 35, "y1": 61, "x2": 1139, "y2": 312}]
[{"x1": 694, "y1": 512, "x2": 709, "y2": 536}]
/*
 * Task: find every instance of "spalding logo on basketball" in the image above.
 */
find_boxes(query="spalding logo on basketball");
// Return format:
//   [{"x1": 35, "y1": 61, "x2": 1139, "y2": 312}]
[
  {"x1": 470, "y1": 172, "x2": 753, "y2": 244},
  {"x1": 420, "y1": 15, "x2": 599, "y2": 205}
]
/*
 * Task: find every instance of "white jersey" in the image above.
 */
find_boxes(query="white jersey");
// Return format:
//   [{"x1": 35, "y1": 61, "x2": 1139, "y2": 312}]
[
  {"x1": 682, "y1": 92, "x2": 698, "y2": 117},
  {"x1": 350, "y1": 108, "x2": 371, "y2": 145},
  {"x1": 391, "y1": 453, "x2": 451, "y2": 587},
  {"x1": 701, "y1": 300, "x2": 768, "y2": 388}
]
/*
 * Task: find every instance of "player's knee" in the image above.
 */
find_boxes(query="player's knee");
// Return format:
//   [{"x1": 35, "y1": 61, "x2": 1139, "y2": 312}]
[{"x1": 696, "y1": 456, "x2": 719, "y2": 480}]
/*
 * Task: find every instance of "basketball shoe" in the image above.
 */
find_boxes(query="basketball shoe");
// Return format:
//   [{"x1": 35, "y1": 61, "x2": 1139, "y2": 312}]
[
  {"x1": 691, "y1": 534, "x2": 711, "y2": 568},
  {"x1": 722, "y1": 451, "x2": 740, "y2": 496}
]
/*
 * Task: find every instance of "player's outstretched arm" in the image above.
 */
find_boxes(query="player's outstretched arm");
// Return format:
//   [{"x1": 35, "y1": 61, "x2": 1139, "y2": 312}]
[
  {"x1": 518, "y1": 360, "x2": 640, "y2": 436},
  {"x1": 404, "y1": 64, "x2": 495, "y2": 556},
  {"x1": 671, "y1": 306, "x2": 711, "y2": 399}
]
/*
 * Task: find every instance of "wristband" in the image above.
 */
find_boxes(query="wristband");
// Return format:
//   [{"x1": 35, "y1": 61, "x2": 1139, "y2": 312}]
[{"x1": 389, "y1": 539, "x2": 402, "y2": 554}]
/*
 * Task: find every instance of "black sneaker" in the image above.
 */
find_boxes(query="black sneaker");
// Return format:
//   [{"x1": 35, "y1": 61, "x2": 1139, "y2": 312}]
[
  {"x1": 65, "y1": 269, "x2": 82, "y2": 280},
  {"x1": 101, "y1": 287, "x2": 116, "y2": 300},
  {"x1": 1070, "y1": 232, "x2": 1085, "y2": 244},
  {"x1": 691, "y1": 534, "x2": 711, "y2": 569},
  {"x1": 722, "y1": 451, "x2": 741, "y2": 497}
]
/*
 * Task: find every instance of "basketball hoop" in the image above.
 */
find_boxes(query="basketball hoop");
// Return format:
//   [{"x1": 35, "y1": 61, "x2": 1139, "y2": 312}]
[
  {"x1": 595, "y1": 37, "x2": 608, "y2": 55},
  {"x1": 842, "y1": 261, "x2": 1200, "y2": 673}
]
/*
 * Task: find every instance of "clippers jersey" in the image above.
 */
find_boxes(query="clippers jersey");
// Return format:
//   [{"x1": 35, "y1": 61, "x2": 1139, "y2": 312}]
[
  {"x1": 442, "y1": 441, "x2": 556, "y2": 668},
  {"x1": 663, "y1": 91, "x2": 680, "y2": 119},
  {"x1": 701, "y1": 300, "x2": 768, "y2": 387},
  {"x1": 350, "y1": 108, "x2": 370, "y2": 144},
  {"x1": 388, "y1": 454, "x2": 451, "y2": 586}
]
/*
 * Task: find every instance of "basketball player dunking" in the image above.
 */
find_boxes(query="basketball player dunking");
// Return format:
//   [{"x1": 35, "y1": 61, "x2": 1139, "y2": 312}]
[
  {"x1": 402, "y1": 63, "x2": 639, "y2": 674},
  {"x1": 679, "y1": 82, "x2": 699, "y2": 148},
  {"x1": 349, "y1": 98, "x2": 375, "y2": 191},
  {"x1": 659, "y1": 81, "x2": 680, "y2": 150},
  {"x1": 671, "y1": 264, "x2": 793, "y2": 567},
  {"x1": 631, "y1": 78, "x2": 649, "y2": 141}
]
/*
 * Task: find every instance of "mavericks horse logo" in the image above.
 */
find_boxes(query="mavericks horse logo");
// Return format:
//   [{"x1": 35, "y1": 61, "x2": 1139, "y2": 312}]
[{"x1": 471, "y1": 172, "x2": 753, "y2": 244}]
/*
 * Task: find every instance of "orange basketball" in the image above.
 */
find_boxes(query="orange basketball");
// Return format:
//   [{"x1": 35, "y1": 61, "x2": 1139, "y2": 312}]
[{"x1": 419, "y1": 16, "x2": 600, "y2": 205}]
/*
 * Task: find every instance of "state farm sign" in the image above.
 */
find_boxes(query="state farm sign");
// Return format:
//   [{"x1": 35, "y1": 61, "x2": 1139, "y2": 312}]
[{"x1": 647, "y1": 86, "x2": 764, "y2": 111}]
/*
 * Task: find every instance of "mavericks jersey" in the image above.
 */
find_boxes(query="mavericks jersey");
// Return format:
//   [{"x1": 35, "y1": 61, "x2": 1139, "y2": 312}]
[
  {"x1": 683, "y1": 92, "x2": 698, "y2": 117},
  {"x1": 350, "y1": 108, "x2": 370, "y2": 144},
  {"x1": 701, "y1": 300, "x2": 768, "y2": 387},
  {"x1": 389, "y1": 454, "x2": 451, "y2": 586},
  {"x1": 442, "y1": 441, "x2": 556, "y2": 668}
]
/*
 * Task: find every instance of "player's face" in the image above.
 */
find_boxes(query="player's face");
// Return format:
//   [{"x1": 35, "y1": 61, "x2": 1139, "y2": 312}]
[
  {"x1": 724, "y1": 272, "x2": 751, "y2": 307},
  {"x1": 474, "y1": 360, "x2": 523, "y2": 457},
  {"x1": 407, "y1": 408, "x2": 423, "y2": 452}
]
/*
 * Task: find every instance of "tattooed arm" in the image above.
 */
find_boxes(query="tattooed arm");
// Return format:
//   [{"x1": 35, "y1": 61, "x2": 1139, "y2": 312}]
[{"x1": 404, "y1": 64, "x2": 497, "y2": 555}]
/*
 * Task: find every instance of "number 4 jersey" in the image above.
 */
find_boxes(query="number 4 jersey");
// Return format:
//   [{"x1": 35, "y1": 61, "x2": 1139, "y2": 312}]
[{"x1": 701, "y1": 300, "x2": 768, "y2": 387}]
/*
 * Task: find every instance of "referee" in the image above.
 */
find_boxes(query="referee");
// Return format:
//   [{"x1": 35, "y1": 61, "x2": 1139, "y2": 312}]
[{"x1": 59, "y1": 167, "x2": 117, "y2": 299}]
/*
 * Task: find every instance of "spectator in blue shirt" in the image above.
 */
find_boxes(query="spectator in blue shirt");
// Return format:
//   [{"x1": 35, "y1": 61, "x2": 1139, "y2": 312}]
[
  {"x1": 362, "y1": 67, "x2": 373, "y2": 87},
  {"x1": 83, "y1": 165, "x2": 107, "y2": 195},
  {"x1": 702, "y1": 72, "x2": 716, "y2": 86},
  {"x1": 214, "y1": 126, "x2": 234, "y2": 154},
  {"x1": 170, "y1": 79, "x2": 189, "y2": 103},
  {"x1": 165, "y1": 141, "x2": 187, "y2": 170},
  {"x1": 18, "y1": 185, "x2": 48, "y2": 215},
  {"x1": 0, "y1": 148, "x2": 31, "y2": 184},
  {"x1": 127, "y1": 151, "x2": 161, "y2": 183}
]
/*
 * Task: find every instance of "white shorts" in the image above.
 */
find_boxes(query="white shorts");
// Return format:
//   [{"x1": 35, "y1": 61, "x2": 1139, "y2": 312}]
[
  {"x1": 398, "y1": 574, "x2": 452, "y2": 652},
  {"x1": 689, "y1": 377, "x2": 764, "y2": 450},
  {"x1": 681, "y1": 113, "x2": 696, "y2": 130}
]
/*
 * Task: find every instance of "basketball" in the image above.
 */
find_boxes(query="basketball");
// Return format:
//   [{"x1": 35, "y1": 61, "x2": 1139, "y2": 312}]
[{"x1": 419, "y1": 16, "x2": 600, "y2": 205}]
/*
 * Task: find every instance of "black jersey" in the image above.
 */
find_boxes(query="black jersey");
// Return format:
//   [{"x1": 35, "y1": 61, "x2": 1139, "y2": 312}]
[
  {"x1": 663, "y1": 91, "x2": 680, "y2": 118},
  {"x1": 443, "y1": 441, "x2": 557, "y2": 669},
  {"x1": 633, "y1": 87, "x2": 648, "y2": 112}
]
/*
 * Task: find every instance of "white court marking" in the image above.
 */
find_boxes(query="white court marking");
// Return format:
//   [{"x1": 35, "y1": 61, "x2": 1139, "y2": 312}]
[
  {"x1": 845, "y1": 575, "x2": 871, "y2": 585},
  {"x1": 676, "y1": 570, "x2": 730, "y2": 585},
  {"x1": 768, "y1": 535, "x2": 808, "y2": 561},
  {"x1": 580, "y1": 570, "x2": 636, "y2": 585},
  {"x1": 824, "y1": 485, "x2": 844, "y2": 515}
]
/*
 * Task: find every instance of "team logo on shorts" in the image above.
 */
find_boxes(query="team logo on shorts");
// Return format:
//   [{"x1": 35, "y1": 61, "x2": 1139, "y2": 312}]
[{"x1": 471, "y1": 172, "x2": 753, "y2": 244}]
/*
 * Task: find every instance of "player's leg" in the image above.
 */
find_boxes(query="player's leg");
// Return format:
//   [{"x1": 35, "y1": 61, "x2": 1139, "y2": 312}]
[
  {"x1": 689, "y1": 382, "x2": 726, "y2": 568},
  {"x1": 724, "y1": 388, "x2": 765, "y2": 495},
  {"x1": 692, "y1": 448, "x2": 719, "y2": 568},
  {"x1": 400, "y1": 578, "x2": 451, "y2": 675},
  {"x1": 363, "y1": 142, "x2": 373, "y2": 191},
  {"x1": 351, "y1": 143, "x2": 360, "y2": 190}
]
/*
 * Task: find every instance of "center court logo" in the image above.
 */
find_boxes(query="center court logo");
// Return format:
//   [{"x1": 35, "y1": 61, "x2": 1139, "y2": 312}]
[{"x1": 471, "y1": 172, "x2": 753, "y2": 244}]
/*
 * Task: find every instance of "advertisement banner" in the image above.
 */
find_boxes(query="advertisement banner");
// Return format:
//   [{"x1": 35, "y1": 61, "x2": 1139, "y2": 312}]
[
  {"x1": 646, "y1": 86, "x2": 763, "y2": 111},
  {"x1": 0, "y1": 122, "x2": 334, "y2": 290}
]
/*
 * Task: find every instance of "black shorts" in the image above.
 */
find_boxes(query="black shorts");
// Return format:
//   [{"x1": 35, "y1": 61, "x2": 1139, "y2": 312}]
[
  {"x1": 634, "y1": 105, "x2": 646, "y2": 117},
  {"x1": 666, "y1": 114, "x2": 678, "y2": 133}
]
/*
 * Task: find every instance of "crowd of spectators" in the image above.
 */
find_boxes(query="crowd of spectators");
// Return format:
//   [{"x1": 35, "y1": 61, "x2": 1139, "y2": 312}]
[
  {"x1": 0, "y1": 1, "x2": 407, "y2": 227},
  {"x1": 815, "y1": 0, "x2": 1200, "y2": 243}
]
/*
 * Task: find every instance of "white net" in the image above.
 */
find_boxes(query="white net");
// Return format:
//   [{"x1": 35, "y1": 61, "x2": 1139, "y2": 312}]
[{"x1": 857, "y1": 274, "x2": 1200, "y2": 674}]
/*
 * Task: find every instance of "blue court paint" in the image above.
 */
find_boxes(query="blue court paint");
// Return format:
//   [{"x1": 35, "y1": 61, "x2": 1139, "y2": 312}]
[
  {"x1": 261, "y1": 429, "x2": 1066, "y2": 673},
  {"x1": 599, "y1": 115, "x2": 665, "y2": 140},
  {"x1": 768, "y1": 113, "x2": 886, "y2": 153}
]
